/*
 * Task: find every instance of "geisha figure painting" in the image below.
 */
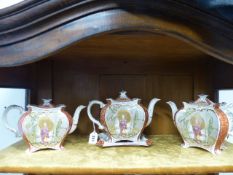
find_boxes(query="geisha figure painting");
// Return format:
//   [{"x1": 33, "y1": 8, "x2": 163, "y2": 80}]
[{"x1": 39, "y1": 116, "x2": 54, "y2": 145}]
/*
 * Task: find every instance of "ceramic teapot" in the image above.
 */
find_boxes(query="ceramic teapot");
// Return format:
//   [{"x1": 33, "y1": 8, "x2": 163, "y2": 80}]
[
  {"x1": 87, "y1": 91, "x2": 160, "y2": 147},
  {"x1": 167, "y1": 95, "x2": 230, "y2": 154},
  {"x1": 2, "y1": 99, "x2": 85, "y2": 153}
]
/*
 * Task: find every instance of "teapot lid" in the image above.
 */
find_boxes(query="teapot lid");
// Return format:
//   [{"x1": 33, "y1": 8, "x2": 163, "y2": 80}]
[
  {"x1": 194, "y1": 94, "x2": 214, "y2": 106},
  {"x1": 28, "y1": 99, "x2": 65, "y2": 110},
  {"x1": 107, "y1": 91, "x2": 140, "y2": 104},
  {"x1": 116, "y1": 91, "x2": 131, "y2": 101},
  {"x1": 41, "y1": 99, "x2": 53, "y2": 107}
]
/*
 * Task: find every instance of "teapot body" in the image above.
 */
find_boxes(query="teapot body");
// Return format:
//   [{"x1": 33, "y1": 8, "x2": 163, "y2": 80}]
[
  {"x1": 19, "y1": 105, "x2": 72, "y2": 152},
  {"x1": 99, "y1": 99, "x2": 149, "y2": 145},
  {"x1": 173, "y1": 96, "x2": 229, "y2": 154}
]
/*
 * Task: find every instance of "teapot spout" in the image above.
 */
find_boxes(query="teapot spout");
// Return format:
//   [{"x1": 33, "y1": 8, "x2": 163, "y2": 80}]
[
  {"x1": 146, "y1": 98, "x2": 160, "y2": 126},
  {"x1": 166, "y1": 101, "x2": 178, "y2": 120},
  {"x1": 69, "y1": 105, "x2": 86, "y2": 134}
]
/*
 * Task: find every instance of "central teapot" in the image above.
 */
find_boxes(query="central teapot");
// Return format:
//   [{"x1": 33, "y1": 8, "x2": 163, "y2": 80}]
[
  {"x1": 87, "y1": 91, "x2": 160, "y2": 147},
  {"x1": 3, "y1": 99, "x2": 85, "y2": 153}
]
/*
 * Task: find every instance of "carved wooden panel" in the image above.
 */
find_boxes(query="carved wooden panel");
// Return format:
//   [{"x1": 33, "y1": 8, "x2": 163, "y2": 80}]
[
  {"x1": 99, "y1": 75, "x2": 146, "y2": 100},
  {"x1": 145, "y1": 74, "x2": 194, "y2": 135},
  {"x1": 0, "y1": 1, "x2": 233, "y2": 66}
]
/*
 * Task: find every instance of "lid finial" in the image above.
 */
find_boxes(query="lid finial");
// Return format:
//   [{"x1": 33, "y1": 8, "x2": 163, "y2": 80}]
[
  {"x1": 42, "y1": 99, "x2": 52, "y2": 106},
  {"x1": 198, "y1": 94, "x2": 208, "y2": 101},
  {"x1": 119, "y1": 91, "x2": 128, "y2": 99}
]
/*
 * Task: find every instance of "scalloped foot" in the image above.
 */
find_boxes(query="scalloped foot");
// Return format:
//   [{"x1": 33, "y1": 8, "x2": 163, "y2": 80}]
[
  {"x1": 54, "y1": 144, "x2": 64, "y2": 151},
  {"x1": 214, "y1": 149, "x2": 222, "y2": 155},
  {"x1": 26, "y1": 146, "x2": 40, "y2": 154},
  {"x1": 181, "y1": 142, "x2": 190, "y2": 148}
]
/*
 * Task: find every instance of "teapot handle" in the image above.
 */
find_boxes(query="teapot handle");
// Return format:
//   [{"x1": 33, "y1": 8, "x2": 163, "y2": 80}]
[
  {"x1": 2, "y1": 105, "x2": 24, "y2": 137},
  {"x1": 87, "y1": 100, "x2": 105, "y2": 130}
]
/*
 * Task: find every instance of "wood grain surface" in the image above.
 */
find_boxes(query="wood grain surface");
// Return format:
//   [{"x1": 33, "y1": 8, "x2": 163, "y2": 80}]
[{"x1": 0, "y1": 0, "x2": 233, "y2": 66}]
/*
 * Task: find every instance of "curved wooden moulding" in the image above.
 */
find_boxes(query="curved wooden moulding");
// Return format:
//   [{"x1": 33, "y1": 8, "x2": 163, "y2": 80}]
[{"x1": 0, "y1": 0, "x2": 233, "y2": 67}]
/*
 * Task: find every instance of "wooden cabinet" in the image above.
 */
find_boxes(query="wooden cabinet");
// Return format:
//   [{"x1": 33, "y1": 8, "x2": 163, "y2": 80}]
[{"x1": 0, "y1": 0, "x2": 233, "y2": 174}]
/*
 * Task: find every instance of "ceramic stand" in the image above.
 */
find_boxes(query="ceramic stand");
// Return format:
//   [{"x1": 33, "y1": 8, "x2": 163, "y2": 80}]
[{"x1": 97, "y1": 135, "x2": 152, "y2": 147}]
